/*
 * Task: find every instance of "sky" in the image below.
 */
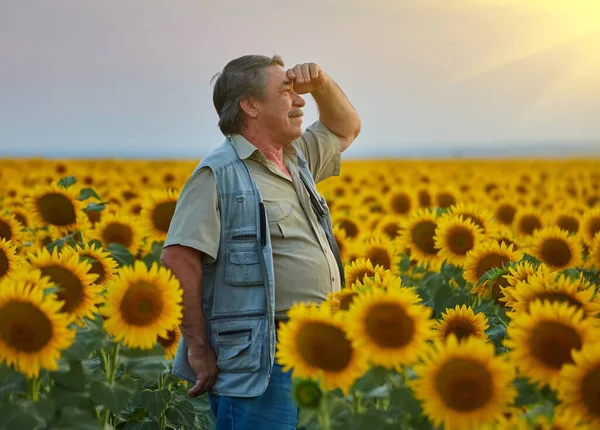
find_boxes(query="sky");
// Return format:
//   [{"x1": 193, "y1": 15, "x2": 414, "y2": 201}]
[{"x1": 0, "y1": 0, "x2": 598, "y2": 159}]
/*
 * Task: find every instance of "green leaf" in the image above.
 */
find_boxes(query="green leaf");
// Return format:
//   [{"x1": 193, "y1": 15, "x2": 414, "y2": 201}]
[
  {"x1": 0, "y1": 402, "x2": 39, "y2": 430},
  {"x1": 58, "y1": 176, "x2": 77, "y2": 189},
  {"x1": 87, "y1": 239, "x2": 104, "y2": 249},
  {"x1": 120, "y1": 355, "x2": 170, "y2": 383},
  {"x1": 399, "y1": 253, "x2": 411, "y2": 272},
  {"x1": 351, "y1": 366, "x2": 389, "y2": 393},
  {"x1": 51, "y1": 408, "x2": 103, "y2": 430},
  {"x1": 62, "y1": 321, "x2": 111, "y2": 360},
  {"x1": 52, "y1": 359, "x2": 86, "y2": 392},
  {"x1": 123, "y1": 420, "x2": 161, "y2": 430},
  {"x1": 0, "y1": 364, "x2": 25, "y2": 399},
  {"x1": 137, "y1": 389, "x2": 171, "y2": 419},
  {"x1": 50, "y1": 385, "x2": 95, "y2": 411},
  {"x1": 514, "y1": 378, "x2": 543, "y2": 407},
  {"x1": 85, "y1": 202, "x2": 106, "y2": 212},
  {"x1": 78, "y1": 187, "x2": 102, "y2": 201},
  {"x1": 433, "y1": 283, "x2": 455, "y2": 316},
  {"x1": 89, "y1": 378, "x2": 139, "y2": 414},
  {"x1": 108, "y1": 243, "x2": 135, "y2": 267},
  {"x1": 165, "y1": 399, "x2": 196, "y2": 428},
  {"x1": 388, "y1": 385, "x2": 423, "y2": 418}
]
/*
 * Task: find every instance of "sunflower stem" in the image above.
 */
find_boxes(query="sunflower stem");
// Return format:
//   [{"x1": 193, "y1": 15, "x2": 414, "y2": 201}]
[
  {"x1": 318, "y1": 390, "x2": 331, "y2": 430},
  {"x1": 27, "y1": 375, "x2": 42, "y2": 402}
]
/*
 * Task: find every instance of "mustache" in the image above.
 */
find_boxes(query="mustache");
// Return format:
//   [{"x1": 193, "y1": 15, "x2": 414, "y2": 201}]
[{"x1": 288, "y1": 109, "x2": 303, "y2": 118}]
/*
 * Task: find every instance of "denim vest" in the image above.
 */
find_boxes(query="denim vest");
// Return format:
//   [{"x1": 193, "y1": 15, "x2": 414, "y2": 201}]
[{"x1": 171, "y1": 137, "x2": 345, "y2": 398}]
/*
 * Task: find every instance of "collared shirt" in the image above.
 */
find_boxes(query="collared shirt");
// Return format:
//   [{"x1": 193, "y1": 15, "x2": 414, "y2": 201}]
[{"x1": 164, "y1": 120, "x2": 342, "y2": 319}]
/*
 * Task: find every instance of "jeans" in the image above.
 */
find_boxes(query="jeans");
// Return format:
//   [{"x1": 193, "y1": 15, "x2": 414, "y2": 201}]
[{"x1": 208, "y1": 358, "x2": 300, "y2": 430}]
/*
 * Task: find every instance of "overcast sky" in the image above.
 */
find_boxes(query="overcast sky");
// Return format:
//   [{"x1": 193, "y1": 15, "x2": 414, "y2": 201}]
[{"x1": 0, "y1": 0, "x2": 598, "y2": 159}]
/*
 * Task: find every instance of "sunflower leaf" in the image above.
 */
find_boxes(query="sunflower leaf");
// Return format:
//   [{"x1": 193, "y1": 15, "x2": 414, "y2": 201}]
[
  {"x1": 89, "y1": 378, "x2": 139, "y2": 414},
  {"x1": 433, "y1": 283, "x2": 454, "y2": 317},
  {"x1": 50, "y1": 407, "x2": 103, "y2": 430},
  {"x1": 135, "y1": 389, "x2": 171, "y2": 419},
  {"x1": 85, "y1": 202, "x2": 106, "y2": 212},
  {"x1": 51, "y1": 359, "x2": 86, "y2": 392},
  {"x1": 58, "y1": 176, "x2": 77, "y2": 189},
  {"x1": 77, "y1": 187, "x2": 102, "y2": 201},
  {"x1": 108, "y1": 243, "x2": 135, "y2": 267},
  {"x1": 164, "y1": 399, "x2": 196, "y2": 428}
]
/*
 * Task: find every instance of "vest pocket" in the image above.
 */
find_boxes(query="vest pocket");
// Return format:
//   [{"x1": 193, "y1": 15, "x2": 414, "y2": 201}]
[
  {"x1": 210, "y1": 315, "x2": 265, "y2": 373},
  {"x1": 225, "y1": 241, "x2": 264, "y2": 286}
]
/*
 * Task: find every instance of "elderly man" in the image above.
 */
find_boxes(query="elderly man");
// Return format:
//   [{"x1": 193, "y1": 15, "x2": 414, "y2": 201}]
[{"x1": 161, "y1": 54, "x2": 360, "y2": 430}]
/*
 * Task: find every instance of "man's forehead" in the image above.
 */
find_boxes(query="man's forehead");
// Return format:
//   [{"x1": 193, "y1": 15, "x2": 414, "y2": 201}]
[{"x1": 266, "y1": 65, "x2": 290, "y2": 87}]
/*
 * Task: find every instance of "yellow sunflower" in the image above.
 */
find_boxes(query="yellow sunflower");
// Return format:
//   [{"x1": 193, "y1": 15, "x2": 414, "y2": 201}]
[
  {"x1": 586, "y1": 232, "x2": 600, "y2": 270},
  {"x1": 493, "y1": 199, "x2": 518, "y2": 227},
  {"x1": 90, "y1": 212, "x2": 144, "y2": 256},
  {"x1": 158, "y1": 325, "x2": 181, "y2": 360},
  {"x1": 509, "y1": 270, "x2": 600, "y2": 317},
  {"x1": 332, "y1": 224, "x2": 351, "y2": 264},
  {"x1": 490, "y1": 224, "x2": 523, "y2": 253},
  {"x1": 513, "y1": 207, "x2": 545, "y2": 237},
  {"x1": 0, "y1": 211, "x2": 25, "y2": 244},
  {"x1": 26, "y1": 246, "x2": 102, "y2": 323},
  {"x1": 25, "y1": 183, "x2": 87, "y2": 234},
  {"x1": 0, "y1": 278, "x2": 76, "y2": 378},
  {"x1": 505, "y1": 300, "x2": 600, "y2": 389},
  {"x1": 436, "y1": 305, "x2": 489, "y2": 343},
  {"x1": 101, "y1": 261, "x2": 183, "y2": 350},
  {"x1": 534, "y1": 407, "x2": 592, "y2": 430},
  {"x1": 500, "y1": 260, "x2": 546, "y2": 308},
  {"x1": 384, "y1": 187, "x2": 417, "y2": 216},
  {"x1": 75, "y1": 242, "x2": 119, "y2": 286},
  {"x1": 375, "y1": 213, "x2": 404, "y2": 241},
  {"x1": 447, "y1": 202, "x2": 496, "y2": 237},
  {"x1": 434, "y1": 214, "x2": 485, "y2": 266},
  {"x1": 463, "y1": 241, "x2": 522, "y2": 295},
  {"x1": 344, "y1": 284, "x2": 433, "y2": 370},
  {"x1": 410, "y1": 335, "x2": 517, "y2": 430},
  {"x1": 558, "y1": 342, "x2": 600, "y2": 427},
  {"x1": 529, "y1": 226, "x2": 583, "y2": 271},
  {"x1": 400, "y1": 208, "x2": 444, "y2": 270},
  {"x1": 580, "y1": 207, "x2": 600, "y2": 245},
  {"x1": 0, "y1": 238, "x2": 20, "y2": 282},
  {"x1": 327, "y1": 288, "x2": 360, "y2": 312},
  {"x1": 551, "y1": 207, "x2": 582, "y2": 235},
  {"x1": 276, "y1": 302, "x2": 369, "y2": 395},
  {"x1": 343, "y1": 258, "x2": 389, "y2": 289},
  {"x1": 139, "y1": 188, "x2": 179, "y2": 243},
  {"x1": 332, "y1": 214, "x2": 361, "y2": 240},
  {"x1": 354, "y1": 234, "x2": 402, "y2": 275}
]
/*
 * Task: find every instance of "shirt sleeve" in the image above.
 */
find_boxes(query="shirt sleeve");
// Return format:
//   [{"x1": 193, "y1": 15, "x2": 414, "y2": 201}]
[
  {"x1": 163, "y1": 166, "x2": 220, "y2": 264},
  {"x1": 294, "y1": 120, "x2": 342, "y2": 183}
]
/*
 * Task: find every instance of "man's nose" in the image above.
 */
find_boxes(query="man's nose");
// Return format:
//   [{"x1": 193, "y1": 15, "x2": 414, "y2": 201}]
[{"x1": 294, "y1": 95, "x2": 306, "y2": 107}]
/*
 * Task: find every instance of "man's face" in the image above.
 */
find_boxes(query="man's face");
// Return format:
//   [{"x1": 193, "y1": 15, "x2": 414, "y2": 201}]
[{"x1": 255, "y1": 65, "x2": 306, "y2": 145}]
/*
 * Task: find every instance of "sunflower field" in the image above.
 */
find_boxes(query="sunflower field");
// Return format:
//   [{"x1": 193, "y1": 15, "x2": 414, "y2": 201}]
[{"x1": 1, "y1": 157, "x2": 600, "y2": 430}]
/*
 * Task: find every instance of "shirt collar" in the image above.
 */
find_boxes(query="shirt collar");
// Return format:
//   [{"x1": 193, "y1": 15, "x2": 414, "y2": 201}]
[{"x1": 229, "y1": 134, "x2": 299, "y2": 161}]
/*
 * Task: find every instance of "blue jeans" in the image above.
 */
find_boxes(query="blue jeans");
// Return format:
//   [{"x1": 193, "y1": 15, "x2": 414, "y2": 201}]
[{"x1": 208, "y1": 358, "x2": 300, "y2": 430}]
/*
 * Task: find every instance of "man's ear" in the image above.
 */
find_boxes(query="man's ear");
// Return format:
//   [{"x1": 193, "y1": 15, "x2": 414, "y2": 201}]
[{"x1": 239, "y1": 98, "x2": 259, "y2": 118}]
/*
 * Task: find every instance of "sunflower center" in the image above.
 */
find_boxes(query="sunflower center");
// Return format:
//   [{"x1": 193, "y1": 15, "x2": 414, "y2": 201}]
[
  {"x1": 581, "y1": 364, "x2": 600, "y2": 418},
  {"x1": 13, "y1": 212, "x2": 28, "y2": 228},
  {"x1": 391, "y1": 194, "x2": 411, "y2": 215},
  {"x1": 529, "y1": 321, "x2": 581, "y2": 370},
  {"x1": 101, "y1": 222, "x2": 134, "y2": 248},
  {"x1": 383, "y1": 222, "x2": 400, "y2": 240},
  {"x1": 444, "y1": 320, "x2": 476, "y2": 341},
  {"x1": 540, "y1": 238, "x2": 572, "y2": 268},
  {"x1": 366, "y1": 247, "x2": 391, "y2": 270},
  {"x1": 88, "y1": 258, "x2": 107, "y2": 285},
  {"x1": 0, "y1": 301, "x2": 53, "y2": 352},
  {"x1": 296, "y1": 322, "x2": 352, "y2": 371},
  {"x1": 0, "y1": 250, "x2": 9, "y2": 278},
  {"x1": 498, "y1": 237, "x2": 518, "y2": 250},
  {"x1": 437, "y1": 192, "x2": 456, "y2": 209},
  {"x1": 0, "y1": 220, "x2": 13, "y2": 241},
  {"x1": 557, "y1": 216, "x2": 579, "y2": 234},
  {"x1": 365, "y1": 303, "x2": 414, "y2": 348},
  {"x1": 158, "y1": 329, "x2": 178, "y2": 349},
  {"x1": 447, "y1": 226, "x2": 475, "y2": 255},
  {"x1": 350, "y1": 268, "x2": 375, "y2": 288},
  {"x1": 152, "y1": 201, "x2": 176, "y2": 233},
  {"x1": 339, "y1": 291, "x2": 358, "y2": 311},
  {"x1": 497, "y1": 204, "x2": 516, "y2": 225},
  {"x1": 37, "y1": 193, "x2": 77, "y2": 226},
  {"x1": 533, "y1": 293, "x2": 583, "y2": 311},
  {"x1": 418, "y1": 190, "x2": 431, "y2": 208},
  {"x1": 339, "y1": 219, "x2": 359, "y2": 239},
  {"x1": 475, "y1": 253, "x2": 510, "y2": 280},
  {"x1": 40, "y1": 266, "x2": 84, "y2": 313},
  {"x1": 435, "y1": 358, "x2": 492, "y2": 411},
  {"x1": 587, "y1": 218, "x2": 600, "y2": 242},
  {"x1": 518, "y1": 215, "x2": 542, "y2": 235},
  {"x1": 491, "y1": 276, "x2": 510, "y2": 307},
  {"x1": 463, "y1": 214, "x2": 485, "y2": 231},
  {"x1": 120, "y1": 281, "x2": 164, "y2": 326},
  {"x1": 412, "y1": 220, "x2": 438, "y2": 255}
]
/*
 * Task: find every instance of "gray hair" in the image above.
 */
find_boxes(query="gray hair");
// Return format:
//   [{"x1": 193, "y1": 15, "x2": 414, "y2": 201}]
[{"x1": 211, "y1": 54, "x2": 285, "y2": 136}]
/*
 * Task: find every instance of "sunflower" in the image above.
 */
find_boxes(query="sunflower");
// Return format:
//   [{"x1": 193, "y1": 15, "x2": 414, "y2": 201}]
[
  {"x1": 332, "y1": 214, "x2": 361, "y2": 240},
  {"x1": 139, "y1": 188, "x2": 179, "y2": 243},
  {"x1": 0, "y1": 211, "x2": 25, "y2": 244},
  {"x1": 463, "y1": 241, "x2": 522, "y2": 295},
  {"x1": 376, "y1": 213, "x2": 404, "y2": 241},
  {"x1": 513, "y1": 207, "x2": 545, "y2": 237},
  {"x1": 0, "y1": 278, "x2": 76, "y2": 378},
  {"x1": 91, "y1": 212, "x2": 144, "y2": 256},
  {"x1": 25, "y1": 183, "x2": 87, "y2": 234},
  {"x1": 400, "y1": 208, "x2": 443, "y2": 270},
  {"x1": 26, "y1": 246, "x2": 102, "y2": 323},
  {"x1": 447, "y1": 202, "x2": 496, "y2": 237},
  {"x1": 434, "y1": 214, "x2": 485, "y2": 266},
  {"x1": 385, "y1": 187, "x2": 417, "y2": 216},
  {"x1": 327, "y1": 288, "x2": 360, "y2": 311},
  {"x1": 75, "y1": 242, "x2": 119, "y2": 286},
  {"x1": 505, "y1": 300, "x2": 600, "y2": 389},
  {"x1": 0, "y1": 239, "x2": 20, "y2": 282},
  {"x1": 410, "y1": 335, "x2": 517, "y2": 430},
  {"x1": 332, "y1": 224, "x2": 351, "y2": 264},
  {"x1": 493, "y1": 199, "x2": 518, "y2": 227},
  {"x1": 101, "y1": 261, "x2": 183, "y2": 350},
  {"x1": 500, "y1": 260, "x2": 545, "y2": 308},
  {"x1": 509, "y1": 270, "x2": 600, "y2": 317},
  {"x1": 558, "y1": 342, "x2": 600, "y2": 427},
  {"x1": 551, "y1": 207, "x2": 582, "y2": 235},
  {"x1": 436, "y1": 305, "x2": 489, "y2": 343},
  {"x1": 158, "y1": 325, "x2": 181, "y2": 360},
  {"x1": 343, "y1": 258, "x2": 389, "y2": 289},
  {"x1": 529, "y1": 226, "x2": 583, "y2": 271},
  {"x1": 354, "y1": 234, "x2": 402, "y2": 275},
  {"x1": 275, "y1": 302, "x2": 369, "y2": 395},
  {"x1": 580, "y1": 208, "x2": 600, "y2": 245},
  {"x1": 534, "y1": 407, "x2": 592, "y2": 430},
  {"x1": 586, "y1": 232, "x2": 600, "y2": 270},
  {"x1": 344, "y1": 284, "x2": 433, "y2": 370},
  {"x1": 490, "y1": 224, "x2": 523, "y2": 253}
]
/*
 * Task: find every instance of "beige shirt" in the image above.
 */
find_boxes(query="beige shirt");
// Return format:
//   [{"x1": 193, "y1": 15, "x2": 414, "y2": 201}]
[{"x1": 164, "y1": 120, "x2": 342, "y2": 319}]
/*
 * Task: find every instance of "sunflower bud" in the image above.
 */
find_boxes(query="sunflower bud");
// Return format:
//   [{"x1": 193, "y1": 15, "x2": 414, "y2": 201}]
[{"x1": 292, "y1": 379, "x2": 322, "y2": 409}]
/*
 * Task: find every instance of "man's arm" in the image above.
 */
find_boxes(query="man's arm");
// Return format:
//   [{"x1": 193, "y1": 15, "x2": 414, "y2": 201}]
[{"x1": 311, "y1": 78, "x2": 361, "y2": 152}]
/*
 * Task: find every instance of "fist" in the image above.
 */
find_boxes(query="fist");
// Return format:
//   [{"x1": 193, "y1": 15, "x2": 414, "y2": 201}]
[{"x1": 286, "y1": 62, "x2": 330, "y2": 94}]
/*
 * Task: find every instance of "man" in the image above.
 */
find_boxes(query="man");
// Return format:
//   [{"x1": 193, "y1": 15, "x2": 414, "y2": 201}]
[{"x1": 161, "y1": 54, "x2": 360, "y2": 429}]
